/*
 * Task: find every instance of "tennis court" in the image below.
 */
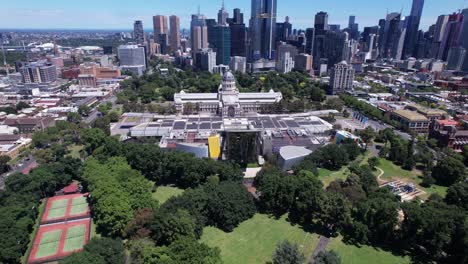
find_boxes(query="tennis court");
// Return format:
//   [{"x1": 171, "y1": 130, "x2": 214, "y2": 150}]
[
  {"x1": 41, "y1": 194, "x2": 90, "y2": 224},
  {"x1": 29, "y1": 218, "x2": 91, "y2": 263},
  {"x1": 63, "y1": 224, "x2": 86, "y2": 253},
  {"x1": 34, "y1": 230, "x2": 62, "y2": 259}
]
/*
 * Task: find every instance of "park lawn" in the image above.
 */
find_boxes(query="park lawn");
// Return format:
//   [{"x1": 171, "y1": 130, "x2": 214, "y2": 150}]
[
  {"x1": 317, "y1": 167, "x2": 349, "y2": 187},
  {"x1": 200, "y1": 214, "x2": 319, "y2": 264},
  {"x1": 67, "y1": 144, "x2": 83, "y2": 159},
  {"x1": 377, "y1": 158, "x2": 447, "y2": 199},
  {"x1": 327, "y1": 237, "x2": 411, "y2": 264},
  {"x1": 152, "y1": 186, "x2": 184, "y2": 204}
]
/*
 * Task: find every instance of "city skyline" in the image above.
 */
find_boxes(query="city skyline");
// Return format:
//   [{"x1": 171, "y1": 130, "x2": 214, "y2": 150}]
[{"x1": 2, "y1": 0, "x2": 467, "y2": 30}]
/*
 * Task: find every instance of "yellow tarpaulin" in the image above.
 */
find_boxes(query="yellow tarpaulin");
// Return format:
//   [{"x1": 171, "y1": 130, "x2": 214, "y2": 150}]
[{"x1": 208, "y1": 135, "x2": 221, "y2": 159}]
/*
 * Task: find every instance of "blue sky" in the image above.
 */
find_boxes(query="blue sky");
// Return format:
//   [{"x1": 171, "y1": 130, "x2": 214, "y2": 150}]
[{"x1": 2, "y1": 0, "x2": 467, "y2": 30}]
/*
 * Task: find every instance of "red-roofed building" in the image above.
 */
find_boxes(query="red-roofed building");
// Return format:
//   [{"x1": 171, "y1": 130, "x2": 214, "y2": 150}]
[{"x1": 430, "y1": 119, "x2": 468, "y2": 151}]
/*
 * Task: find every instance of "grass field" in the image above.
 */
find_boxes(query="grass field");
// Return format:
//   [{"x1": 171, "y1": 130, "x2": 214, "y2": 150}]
[
  {"x1": 35, "y1": 230, "x2": 61, "y2": 258},
  {"x1": 377, "y1": 158, "x2": 447, "y2": 198},
  {"x1": 152, "y1": 186, "x2": 184, "y2": 204},
  {"x1": 63, "y1": 225, "x2": 86, "y2": 253},
  {"x1": 200, "y1": 214, "x2": 319, "y2": 264},
  {"x1": 327, "y1": 237, "x2": 410, "y2": 264},
  {"x1": 317, "y1": 167, "x2": 349, "y2": 187}
]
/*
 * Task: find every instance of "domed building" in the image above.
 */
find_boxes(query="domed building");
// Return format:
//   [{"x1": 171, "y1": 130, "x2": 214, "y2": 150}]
[{"x1": 174, "y1": 71, "x2": 282, "y2": 117}]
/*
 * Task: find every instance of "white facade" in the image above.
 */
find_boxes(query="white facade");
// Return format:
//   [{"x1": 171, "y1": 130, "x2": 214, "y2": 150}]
[
  {"x1": 230, "y1": 56, "x2": 247, "y2": 73},
  {"x1": 277, "y1": 51, "x2": 295, "y2": 73},
  {"x1": 329, "y1": 61, "x2": 355, "y2": 95},
  {"x1": 174, "y1": 71, "x2": 282, "y2": 116},
  {"x1": 117, "y1": 45, "x2": 146, "y2": 70}
]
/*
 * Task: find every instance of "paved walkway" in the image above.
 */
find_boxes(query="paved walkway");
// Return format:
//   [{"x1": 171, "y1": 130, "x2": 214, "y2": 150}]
[{"x1": 309, "y1": 235, "x2": 331, "y2": 263}]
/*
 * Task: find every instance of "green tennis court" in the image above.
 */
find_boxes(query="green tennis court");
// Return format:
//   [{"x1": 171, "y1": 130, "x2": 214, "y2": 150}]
[
  {"x1": 46, "y1": 199, "x2": 68, "y2": 220},
  {"x1": 62, "y1": 225, "x2": 86, "y2": 252},
  {"x1": 35, "y1": 230, "x2": 62, "y2": 258},
  {"x1": 70, "y1": 197, "x2": 88, "y2": 216}
]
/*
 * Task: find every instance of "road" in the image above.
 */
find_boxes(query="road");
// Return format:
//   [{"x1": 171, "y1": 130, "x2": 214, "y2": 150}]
[
  {"x1": 310, "y1": 235, "x2": 331, "y2": 263},
  {"x1": 83, "y1": 95, "x2": 118, "y2": 124},
  {"x1": 0, "y1": 156, "x2": 36, "y2": 190}
]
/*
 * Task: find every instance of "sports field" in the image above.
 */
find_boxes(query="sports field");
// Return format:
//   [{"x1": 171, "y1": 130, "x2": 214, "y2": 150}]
[
  {"x1": 200, "y1": 214, "x2": 318, "y2": 264},
  {"x1": 41, "y1": 194, "x2": 90, "y2": 224},
  {"x1": 29, "y1": 218, "x2": 91, "y2": 263}
]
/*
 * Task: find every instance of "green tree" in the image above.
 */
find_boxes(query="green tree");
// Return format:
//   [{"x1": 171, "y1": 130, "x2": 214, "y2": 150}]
[
  {"x1": 445, "y1": 182, "x2": 468, "y2": 210},
  {"x1": 357, "y1": 127, "x2": 376, "y2": 150},
  {"x1": 59, "y1": 251, "x2": 106, "y2": 264},
  {"x1": 432, "y1": 156, "x2": 466, "y2": 186},
  {"x1": 67, "y1": 112, "x2": 82, "y2": 123},
  {"x1": 78, "y1": 105, "x2": 91, "y2": 116},
  {"x1": 368, "y1": 157, "x2": 379, "y2": 170},
  {"x1": 151, "y1": 209, "x2": 196, "y2": 246},
  {"x1": 314, "y1": 250, "x2": 341, "y2": 264},
  {"x1": 272, "y1": 240, "x2": 305, "y2": 264},
  {"x1": 0, "y1": 155, "x2": 11, "y2": 174}
]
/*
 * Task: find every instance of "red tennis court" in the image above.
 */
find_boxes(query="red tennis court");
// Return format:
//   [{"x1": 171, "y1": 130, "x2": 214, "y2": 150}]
[
  {"x1": 28, "y1": 218, "x2": 91, "y2": 264},
  {"x1": 41, "y1": 193, "x2": 90, "y2": 225}
]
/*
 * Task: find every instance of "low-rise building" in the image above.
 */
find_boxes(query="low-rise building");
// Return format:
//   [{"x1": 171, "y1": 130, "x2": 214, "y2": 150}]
[
  {"x1": 429, "y1": 119, "x2": 468, "y2": 152},
  {"x1": 390, "y1": 109, "x2": 430, "y2": 133},
  {"x1": 0, "y1": 135, "x2": 32, "y2": 159}
]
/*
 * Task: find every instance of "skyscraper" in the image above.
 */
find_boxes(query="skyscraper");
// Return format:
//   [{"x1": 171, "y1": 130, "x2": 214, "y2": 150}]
[
  {"x1": 431, "y1": 15, "x2": 450, "y2": 58},
  {"x1": 305, "y1": 28, "x2": 315, "y2": 55},
  {"x1": 314, "y1": 12, "x2": 329, "y2": 32},
  {"x1": 403, "y1": 0, "x2": 425, "y2": 58},
  {"x1": 276, "y1": 16, "x2": 292, "y2": 43},
  {"x1": 170, "y1": 15, "x2": 181, "y2": 52},
  {"x1": 218, "y1": 1, "x2": 229, "y2": 25},
  {"x1": 208, "y1": 25, "x2": 231, "y2": 65},
  {"x1": 233, "y1": 8, "x2": 244, "y2": 24},
  {"x1": 191, "y1": 13, "x2": 209, "y2": 53},
  {"x1": 249, "y1": 0, "x2": 277, "y2": 61},
  {"x1": 133, "y1": 20, "x2": 144, "y2": 44},
  {"x1": 438, "y1": 13, "x2": 464, "y2": 61},
  {"x1": 380, "y1": 12, "x2": 403, "y2": 59},
  {"x1": 153, "y1": 16, "x2": 168, "y2": 45}
]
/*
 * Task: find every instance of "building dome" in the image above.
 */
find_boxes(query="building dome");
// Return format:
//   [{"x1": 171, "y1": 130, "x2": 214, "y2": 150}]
[{"x1": 223, "y1": 71, "x2": 236, "y2": 83}]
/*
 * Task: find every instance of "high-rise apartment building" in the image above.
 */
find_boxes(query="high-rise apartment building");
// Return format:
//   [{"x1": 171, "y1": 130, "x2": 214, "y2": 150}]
[
  {"x1": 133, "y1": 20, "x2": 145, "y2": 44},
  {"x1": 153, "y1": 15, "x2": 169, "y2": 44},
  {"x1": 20, "y1": 62, "x2": 57, "y2": 84},
  {"x1": 230, "y1": 56, "x2": 247, "y2": 73},
  {"x1": 403, "y1": 0, "x2": 425, "y2": 58},
  {"x1": 329, "y1": 61, "x2": 355, "y2": 95},
  {"x1": 194, "y1": 48, "x2": 217, "y2": 72},
  {"x1": 117, "y1": 45, "x2": 147, "y2": 70},
  {"x1": 276, "y1": 43, "x2": 297, "y2": 73},
  {"x1": 249, "y1": 0, "x2": 277, "y2": 61},
  {"x1": 169, "y1": 15, "x2": 181, "y2": 52},
  {"x1": 294, "y1": 53, "x2": 313, "y2": 73}
]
